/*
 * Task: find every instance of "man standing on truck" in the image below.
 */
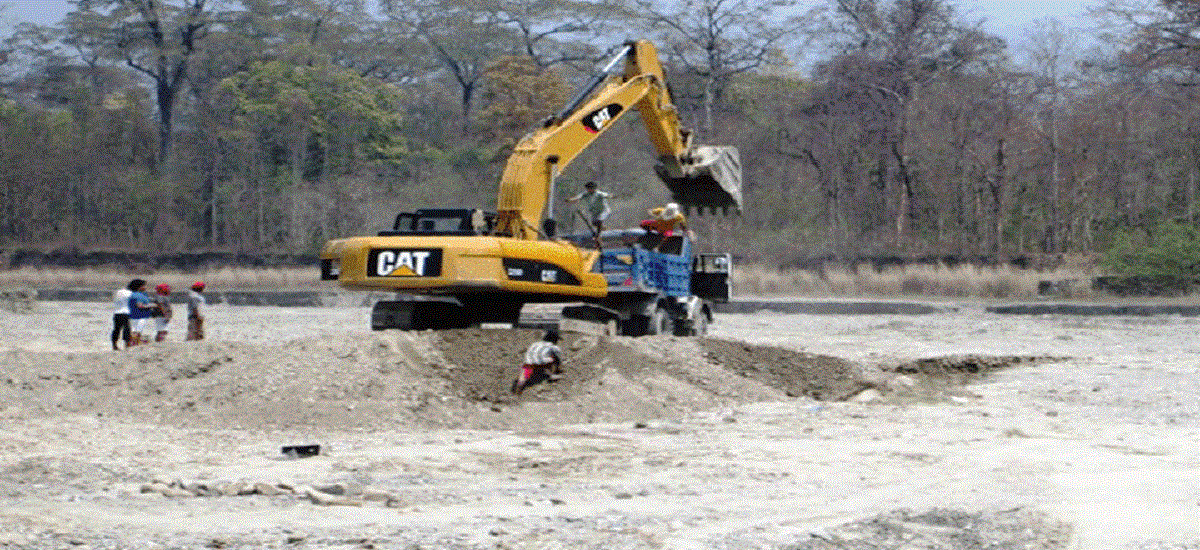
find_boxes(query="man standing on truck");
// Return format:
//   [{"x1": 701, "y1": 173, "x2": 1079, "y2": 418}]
[
  {"x1": 566, "y1": 181, "x2": 611, "y2": 236},
  {"x1": 641, "y1": 202, "x2": 687, "y2": 236},
  {"x1": 512, "y1": 329, "x2": 563, "y2": 396}
]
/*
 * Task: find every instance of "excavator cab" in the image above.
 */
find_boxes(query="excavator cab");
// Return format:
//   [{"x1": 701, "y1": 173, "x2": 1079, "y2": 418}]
[{"x1": 378, "y1": 208, "x2": 494, "y2": 237}]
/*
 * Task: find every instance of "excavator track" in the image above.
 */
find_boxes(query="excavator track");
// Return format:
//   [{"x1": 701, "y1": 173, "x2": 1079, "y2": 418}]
[{"x1": 371, "y1": 296, "x2": 524, "y2": 330}]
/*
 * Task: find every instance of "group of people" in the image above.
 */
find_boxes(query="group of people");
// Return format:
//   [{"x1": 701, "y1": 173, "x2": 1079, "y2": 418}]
[
  {"x1": 111, "y1": 279, "x2": 206, "y2": 350},
  {"x1": 566, "y1": 181, "x2": 688, "y2": 246}
]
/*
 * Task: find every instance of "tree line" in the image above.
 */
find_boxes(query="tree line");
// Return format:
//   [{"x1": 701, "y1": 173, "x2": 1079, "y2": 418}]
[{"x1": 2, "y1": 0, "x2": 1199, "y2": 269}]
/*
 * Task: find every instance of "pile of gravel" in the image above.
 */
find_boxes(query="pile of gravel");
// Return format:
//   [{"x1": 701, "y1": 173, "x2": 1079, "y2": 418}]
[{"x1": 0, "y1": 328, "x2": 1049, "y2": 431}]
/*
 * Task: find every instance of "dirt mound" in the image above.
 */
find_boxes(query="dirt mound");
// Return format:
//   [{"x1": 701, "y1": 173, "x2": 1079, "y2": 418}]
[
  {"x1": 698, "y1": 338, "x2": 869, "y2": 400},
  {"x1": 0, "y1": 336, "x2": 462, "y2": 430},
  {"x1": 791, "y1": 508, "x2": 1072, "y2": 550},
  {"x1": 433, "y1": 328, "x2": 617, "y2": 404},
  {"x1": 891, "y1": 355, "x2": 1053, "y2": 382},
  {"x1": 0, "y1": 330, "x2": 1053, "y2": 431},
  {"x1": 417, "y1": 329, "x2": 798, "y2": 428},
  {"x1": 832, "y1": 354, "x2": 1062, "y2": 403},
  {"x1": 0, "y1": 329, "x2": 846, "y2": 431}
]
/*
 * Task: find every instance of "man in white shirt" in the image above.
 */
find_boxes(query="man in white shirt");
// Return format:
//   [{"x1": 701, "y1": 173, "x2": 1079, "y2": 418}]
[
  {"x1": 566, "y1": 181, "x2": 612, "y2": 237},
  {"x1": 512, "y1": 329, "x2": 563, "y2": 395},
  {"x1": 186, "y1": 281, "x2": 207, "y2": 341}
]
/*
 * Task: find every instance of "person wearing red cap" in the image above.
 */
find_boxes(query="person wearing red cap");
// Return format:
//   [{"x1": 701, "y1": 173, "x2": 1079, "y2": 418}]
[
  {"x1": 151, "y1": 283, "x2": 173, "y2": 342},
  {"x1": 186, "y1": 281, "x2": 206, "y2": 341}
]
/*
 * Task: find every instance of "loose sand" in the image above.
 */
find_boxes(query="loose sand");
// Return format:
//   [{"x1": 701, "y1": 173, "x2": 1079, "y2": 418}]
[{"x1": 0, "y1": 299, "x2": 1197, "y2": 549}]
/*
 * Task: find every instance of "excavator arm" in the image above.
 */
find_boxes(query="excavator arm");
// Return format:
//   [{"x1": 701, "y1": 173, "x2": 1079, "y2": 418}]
[{"x1": 493, "y1": 40, "x2": 742, "y2": 240}]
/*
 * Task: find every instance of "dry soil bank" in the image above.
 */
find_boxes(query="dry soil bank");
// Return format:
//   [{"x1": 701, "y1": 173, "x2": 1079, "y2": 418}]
[{"x1": 0, "y1": 301, "x2": 1197, "y2": 549}]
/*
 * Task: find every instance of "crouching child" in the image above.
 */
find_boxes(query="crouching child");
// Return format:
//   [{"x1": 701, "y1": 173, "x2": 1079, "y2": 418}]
[{"x1": 512, "y1": 329, "x2": 563, "y2": 395}]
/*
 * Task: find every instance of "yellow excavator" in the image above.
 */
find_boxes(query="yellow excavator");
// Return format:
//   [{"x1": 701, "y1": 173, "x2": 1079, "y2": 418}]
[{"x1": 320, "y1": 40, "x2": 742, "y2": 333}]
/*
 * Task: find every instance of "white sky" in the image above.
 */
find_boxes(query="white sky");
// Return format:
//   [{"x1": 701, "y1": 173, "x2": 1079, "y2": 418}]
[
  {"x1": 1, "y1": 0, "x2": 1104, "y2": 48},
  {"x1": 959, "y1": 0, "x2": 1101, "y2": 49}
]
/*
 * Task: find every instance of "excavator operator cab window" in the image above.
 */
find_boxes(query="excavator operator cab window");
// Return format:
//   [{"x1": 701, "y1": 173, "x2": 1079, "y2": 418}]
[{"x1": 377, "y1": 208, "x2": 495, "y2": 237}]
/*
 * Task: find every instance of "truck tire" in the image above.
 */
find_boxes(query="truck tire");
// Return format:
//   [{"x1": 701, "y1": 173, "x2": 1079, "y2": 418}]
[
  {"x1": 647, "y1": 307, "x2": 670, "y2": 335},
  {"x1": 673, "y1": 312, "x2": 707, "y2": 336},
  {"x1": 622, "y1": 315, "x2": 650, "y2": 337}
]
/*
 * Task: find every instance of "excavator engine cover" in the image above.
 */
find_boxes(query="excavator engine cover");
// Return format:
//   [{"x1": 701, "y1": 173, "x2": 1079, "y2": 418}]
[{"x1": 656, "y1": 146, "x2": 743, "y2": 214}]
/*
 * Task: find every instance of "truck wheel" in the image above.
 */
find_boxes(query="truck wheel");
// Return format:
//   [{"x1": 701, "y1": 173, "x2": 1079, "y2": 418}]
[
  {"x1": 672, "y1": 312, "x2": 708, "y2": 336},
  {"x1": 672, "y1": 318, "x2": 689, "y2": 337},
  {"x1": 647, "y1": 307, "x2": 669, "y2": 335},
  {"x1": 623, "y1": 315, "x2": 647, "y2": 337},
  {"x1": 693, "y1": 312, "x2": 708, "y2": 336}
]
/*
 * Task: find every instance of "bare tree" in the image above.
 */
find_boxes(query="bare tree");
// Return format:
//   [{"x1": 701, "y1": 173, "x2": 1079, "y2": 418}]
[
  {"x1": 1097, "y1": 0, "x2": 1200, "y2": 76},
  {"x1": 496, "y1": 0, "x2": 615, "y2": 69},
  {"x1": 381, "y1": 0, "x2": 611, "y2": 136},
  {"x1": 636, "y1": 0, "x2": 818, "y2": 137},
  {"x1": 820, "y1": 0, "x2": 1001, "y2": 249},
  {"x1": 1096, "y1": 1, "x2": 1200, "y2": 233},
  {"x1": 68, "y1": 0, "x2": 230, "y2": 162},
  {"x1": 382, "y1": 0, "x2": 509, "y2": 135},
  {"x1": 1021, "y1": 17, "x2": 1082, "y2": 253}
]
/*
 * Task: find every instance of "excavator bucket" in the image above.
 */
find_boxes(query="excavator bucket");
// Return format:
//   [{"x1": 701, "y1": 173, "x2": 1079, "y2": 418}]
[{"x1": 655, "y1": 146, "x2": 743, "y2": 214}]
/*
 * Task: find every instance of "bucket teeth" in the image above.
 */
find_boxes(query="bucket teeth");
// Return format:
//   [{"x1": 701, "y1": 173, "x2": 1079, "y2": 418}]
[{"x1": 655, "y1": 146, "x2": 743, "y2": 214}]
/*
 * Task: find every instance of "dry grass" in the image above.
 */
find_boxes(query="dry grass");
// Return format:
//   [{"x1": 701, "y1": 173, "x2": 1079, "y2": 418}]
[
  {"x1": 3, "y1": 263, "x2": 1098, "y2": 299},
  {"x1": 733, "y1": 263, "x2": 1100, "y2": 299},
  {"x1": 0, "y1": 266, "x2": 325, "y2": 292}
]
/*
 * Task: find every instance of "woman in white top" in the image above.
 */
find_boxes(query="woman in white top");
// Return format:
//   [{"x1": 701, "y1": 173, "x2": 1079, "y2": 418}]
[{"x1": 110, "y1": 279, "x2": 139, "y2": 350}]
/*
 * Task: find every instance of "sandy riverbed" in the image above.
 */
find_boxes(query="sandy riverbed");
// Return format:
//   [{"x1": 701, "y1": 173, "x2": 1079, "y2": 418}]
[{"x1": 0, "y1": 300, "x2": 1197, "y2": 549}]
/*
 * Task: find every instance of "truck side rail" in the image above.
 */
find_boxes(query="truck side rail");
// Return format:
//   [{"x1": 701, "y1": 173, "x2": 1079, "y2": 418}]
[{"x1": 598, "y1": 237, "x2": 692, "y2": 297}]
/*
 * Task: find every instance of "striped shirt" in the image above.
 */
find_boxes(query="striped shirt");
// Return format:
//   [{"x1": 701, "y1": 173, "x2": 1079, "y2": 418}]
[{"x1": 524, "y1": 341, "x2": 561, "y2": 366}]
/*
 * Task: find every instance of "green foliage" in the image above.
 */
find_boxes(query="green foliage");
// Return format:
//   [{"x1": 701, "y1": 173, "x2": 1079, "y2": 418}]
[
  {"x1": 477, "y1": 56, "x2": 569, "y2": 142},
  {"x1": 7, "y1": 0, "x2": 1200, "y2": 264},
  {"x1": 1100, "y1": 221, "x2": 1200, "y2": 277},
  {"x1": 219, "y1": 59, "x2": 411, "y2": 178}
]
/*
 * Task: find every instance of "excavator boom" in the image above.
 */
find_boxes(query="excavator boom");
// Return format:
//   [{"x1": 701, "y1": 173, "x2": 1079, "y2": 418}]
[{"x1": 494, "y1": 40, "x2": 742, "y2": 239}]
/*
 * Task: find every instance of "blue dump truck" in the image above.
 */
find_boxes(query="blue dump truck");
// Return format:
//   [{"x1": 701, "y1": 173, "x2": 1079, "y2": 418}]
[{"x1": 560, "y1": 229, "x2": 731, "y2": 337}]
